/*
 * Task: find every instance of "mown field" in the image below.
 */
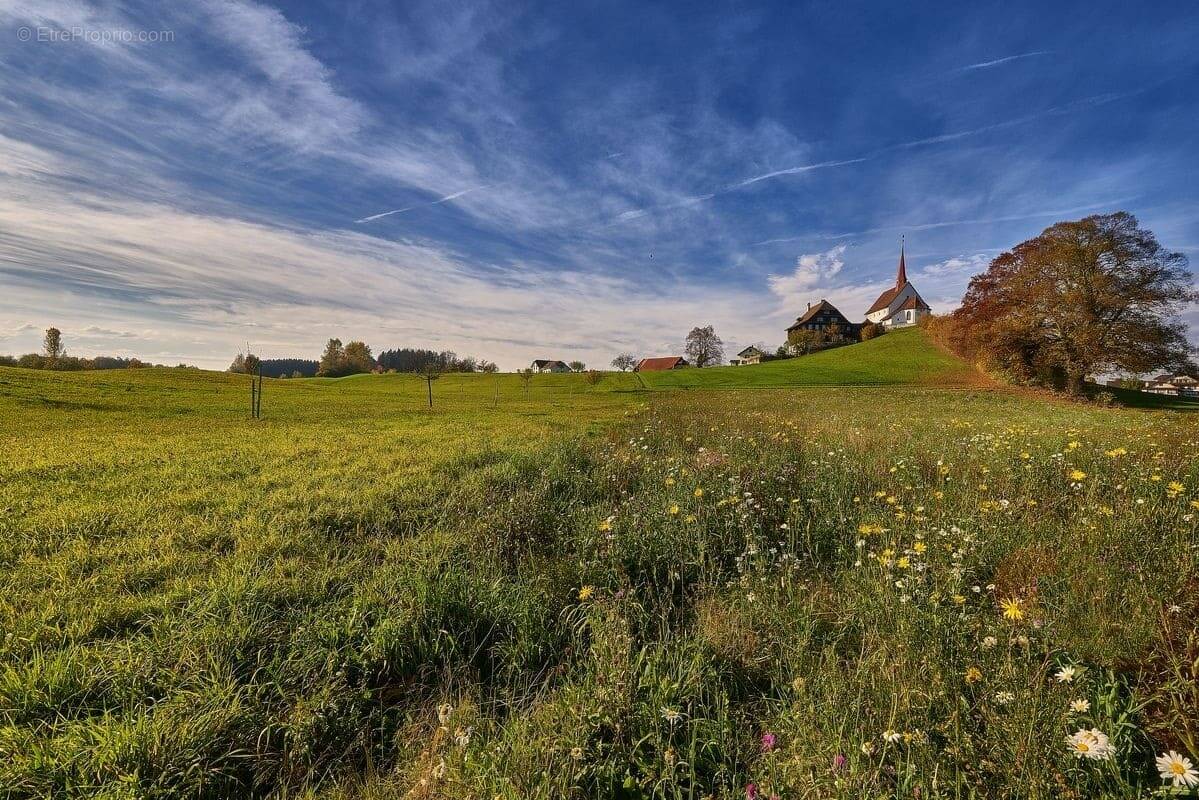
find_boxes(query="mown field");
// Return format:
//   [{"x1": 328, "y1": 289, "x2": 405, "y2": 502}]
[{"x1": 1, "y1": 332, "x2": 1197, "y2": 799}]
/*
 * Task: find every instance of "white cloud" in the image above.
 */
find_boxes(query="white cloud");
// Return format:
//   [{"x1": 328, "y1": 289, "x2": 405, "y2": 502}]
[
  {"x1": 768, "y1": 245, "x2": 847, "y2": 300},
  {"x1": 917, "y1": 253, "x2": 991, "y2": 278}
]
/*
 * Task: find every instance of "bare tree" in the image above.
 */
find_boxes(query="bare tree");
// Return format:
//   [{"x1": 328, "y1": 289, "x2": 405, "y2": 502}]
[
  {"x1": 611, "y1": 353, "x2": 637, "y2": 372},
  {"x1": 418, "y1": 364, "x2": 441, "y2": 407},
  {"x1": 517, "y1": 367, "x2": 534, "y2": 396},
  {"x1": 684, "y1": 325, "x2": 724, "y2": 367},
  {"x1": 568, "y1": 360, "x2": 586, "y2": 372}
]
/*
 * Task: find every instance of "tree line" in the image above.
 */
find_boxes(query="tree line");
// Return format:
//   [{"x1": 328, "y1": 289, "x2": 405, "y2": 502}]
[{"x1": 0, "y1": 328, "x2": 188, "y2": 371}]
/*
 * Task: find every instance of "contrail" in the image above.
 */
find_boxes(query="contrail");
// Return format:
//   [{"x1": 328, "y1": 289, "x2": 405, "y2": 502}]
[{"x1": 355, "y1": 185, "x2": 487, "y2": 223}]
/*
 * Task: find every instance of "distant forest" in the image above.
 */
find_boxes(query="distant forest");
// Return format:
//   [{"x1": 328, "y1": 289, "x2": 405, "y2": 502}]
[{"x1": 258, "y1": 359, "x2": 318, "y2": 378}]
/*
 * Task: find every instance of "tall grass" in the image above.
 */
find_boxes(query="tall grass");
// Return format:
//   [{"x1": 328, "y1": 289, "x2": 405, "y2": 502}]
[{"x1": 1, "y1": 363, "x2": 1196, "y2": 798}]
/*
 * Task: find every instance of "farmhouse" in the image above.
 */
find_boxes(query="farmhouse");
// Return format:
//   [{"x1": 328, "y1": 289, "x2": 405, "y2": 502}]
[
  {"x1": 531, "y1": 359, "x2": 571, "y2": 373},
  {"x1": 731, "y1": 346, "x2": 765, "y2": 366},
  {"x1": 864, "y1": 244, "x2": 930, "y2": 329},
  {"x1": 635, "y1": 356, "x2": 689, "y2": 372},
  {"x1": 786, "y1": 300, "x2": 856, "y2": 345}
]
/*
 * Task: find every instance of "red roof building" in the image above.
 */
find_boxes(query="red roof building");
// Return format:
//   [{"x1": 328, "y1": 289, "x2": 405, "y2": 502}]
[{"x1": 635, "y1": 356, "x2": 689, "y2": 371}]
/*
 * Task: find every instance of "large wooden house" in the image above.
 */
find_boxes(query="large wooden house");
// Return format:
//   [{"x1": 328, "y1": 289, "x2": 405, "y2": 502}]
[{"x1": 786, "y1": 299, "x2": 856, "y2": 346}]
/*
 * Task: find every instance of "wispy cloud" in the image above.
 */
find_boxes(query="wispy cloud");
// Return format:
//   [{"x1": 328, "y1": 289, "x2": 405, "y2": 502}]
[
  {"x1": 959, "y1": 51, "x2": 1050, "y2": 71},
  {"x1": 750, "y1": 198, "x2": 1137, "y2": 246}
]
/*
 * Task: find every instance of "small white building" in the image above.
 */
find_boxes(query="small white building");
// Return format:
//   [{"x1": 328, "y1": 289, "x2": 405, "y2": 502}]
[
  {"x1": 864, "y1": 244, "x2": 931, "y2": 329},
  {"x1": 1145, "y1": 374, "x2": 1199, "y2": 396},
  {"x1": 732, "y1": 346, "x2": 765, "y2": 366}
]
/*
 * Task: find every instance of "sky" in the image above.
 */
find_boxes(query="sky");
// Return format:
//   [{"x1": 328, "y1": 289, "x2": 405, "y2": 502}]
[{"x1": 1, "y1": 0, "x2": 1197, "y2": 370}]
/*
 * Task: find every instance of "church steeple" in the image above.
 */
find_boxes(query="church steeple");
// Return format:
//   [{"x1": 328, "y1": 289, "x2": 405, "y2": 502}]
[{"x1": 896, "y1": 236, "x2": 907, "y2": 287}]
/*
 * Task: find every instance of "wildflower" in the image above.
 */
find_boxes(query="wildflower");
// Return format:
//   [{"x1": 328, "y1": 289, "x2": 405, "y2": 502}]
[
  {"x1": 661, "y1": 707, "x2": 683, "y2": 724},
  {"x1": 437, "y1": 703, "x2": 453, "y2": 724},
  {"x1": 1068, "y1": 469, "x2": 1087, "y2": 481},
  {"x1": 1066, "y1": 728, "x2": 1113, "y2": 760},
  {"x1": 1156, "y1": 750, "x2": 1199, "y2": 788},
  {"x1": 994, "y1": 691, "x2": 1015, "y2": 705},
  {"x1": 832, "y1": 753, "x2": 847, "y2": 771},
  {"x1": 965, "y1": 666, "x2": 983, "y2": 684},
  {"x1": 1055, "y1": 665, "x2": 1078, "y2": 683},
  {"x1": 882, "y1": 729, "x2": 902, "y2": 743},
  {"x1": 454, "y1": 726, "x2": 473, "y2": 747},
  {"x1": 761, "y1": 732, "x2": 777, "y2": 752},
  {"x1": 1105, "y1": 447, "x2": 1126, "y2": 458},
  {"x1": 694, "y1": 487, "x2": 704, "y2": 498},
  {"x1": 668, "y1": 504, "x2": 680, "y2": 515},
  {"x1": 598, "y1": 517, "x2": 613, "y2": 532},
  {"x1": 896, "y1": 556, "x2": 911, "y2": 569},
  {"x1": 1000, "y1": 598, "x2": 1025, "y2": 621},
  {"x1": 791, "y1": 676, "x2": 806, "y2": 693},
  {"x1": 1069, "y1": 698, "x2": 1090, "y2": 713},
  {"x1": 570, "y1": 746, "x2": 584, "y2": 760},
  {"x1": 912, "y1": 541, "x2": 927, "y2": 554},
  {"x1": 665, "y1": 477, "x2": 676, "y2": 486},
  {"x1": 860, "y1": 740, "x2": 875, "y2": 755},
  {"x1": 578, "y1": 585, "x2": 595, "y2": 601},
  {"x1": 952, "y1": 594, "x2": 967, "y2": 605},
  {"x1": 745, "y1": 783, "x2": 759, "y2": 800},
  {"x1": 981, "y1": 636, "x2": 998, "y2": 649}
]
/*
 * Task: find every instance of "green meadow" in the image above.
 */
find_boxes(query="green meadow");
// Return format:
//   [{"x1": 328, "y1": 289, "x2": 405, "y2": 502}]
[{"x1": 2, "y1": 330, "x2": 1197, "y2": 799}]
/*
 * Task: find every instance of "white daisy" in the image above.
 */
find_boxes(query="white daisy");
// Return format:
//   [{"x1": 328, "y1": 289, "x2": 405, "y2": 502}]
[
  {"x1": 1066, "y1": 728, "x2": 1113, "y2": 761},
  {"x1": 994, "y1": 691, "x2": 1015, "y2": 705},
  {"x1": 981, "y1": 636, "x2": 998, "y2": 649},
  {"x1": 661, "y1": 707, "x2": 684, "y2": 724},
  {"x1": 1069, "y1": 698, "x2": 1090, "y2": 713},
  {"x1": 1156, "y1": 751, "x2": 1199, "y2": 788},
  {"x1": 1055, "y1": 665, "x2": 1078, "y2": 683},
  {"x1": 882, "y1": 729, "x2": 902, "y2": 743}
]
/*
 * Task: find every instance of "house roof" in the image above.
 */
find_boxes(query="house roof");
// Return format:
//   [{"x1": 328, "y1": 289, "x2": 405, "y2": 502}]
[
  {"x1": 637, "y1": 356, "x2": 687, "y2": 371},
  {"x1": 786, "y1": 299, "x2": 848, "y2": 331},
  {"x1": 882, "y1": 293, "x2": 931, "y2": 320},
  {"x1": 737, "y1": 346, "x2": 764, "y2": 357},
  {"x1": 532, "y1": 359, "x2": 568, "y2": 368},
  {"x1": 1150, "y1": 373, "x2": 1176, "y2": 383}
]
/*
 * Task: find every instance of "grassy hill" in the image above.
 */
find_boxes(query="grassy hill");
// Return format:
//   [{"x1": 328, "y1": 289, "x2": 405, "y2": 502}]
[
  {"x1": 2, "y1": 336, "x2": 1197, "y2": 799},
  {"x1": 638, "y1": 327, "x2": 983, "y2": 388}
]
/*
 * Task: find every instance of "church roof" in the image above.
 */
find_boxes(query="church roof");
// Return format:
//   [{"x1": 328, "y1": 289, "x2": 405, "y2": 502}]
[{"x1": 866, "y1": 242, "x2": 926, "y2": 315}]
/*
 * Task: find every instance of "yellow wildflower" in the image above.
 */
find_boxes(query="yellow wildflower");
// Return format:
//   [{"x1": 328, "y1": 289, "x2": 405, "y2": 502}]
[
  {"x1": 1068, "y1": 469, "x2": 1087, "y2": 481},
  {"x1": 1000, "y1": 598, "x2": 1025, "y2": 621},
  {"x1": 965, "y1": 666, "x2": 983, "y2": 684},
  {"x1": 578, "y1": 585, "x2": 594, "y2": 601}
]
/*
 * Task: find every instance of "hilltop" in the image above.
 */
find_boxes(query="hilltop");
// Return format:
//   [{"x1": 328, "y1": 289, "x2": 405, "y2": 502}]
[{"x1": 638, "y1": 327, "x2": 984, "y2": 389}]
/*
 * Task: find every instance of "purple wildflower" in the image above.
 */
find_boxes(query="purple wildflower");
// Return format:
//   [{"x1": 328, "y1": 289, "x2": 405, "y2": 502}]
[{"x1": 760, "y1": 732, "x2": 777, "y2": 752}]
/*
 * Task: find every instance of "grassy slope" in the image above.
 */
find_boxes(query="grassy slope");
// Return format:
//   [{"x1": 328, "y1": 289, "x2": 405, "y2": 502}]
[
  {"x1": 2, "y1": 339, "x2": 1198, "y2": 798},
  {"x1": 637, "y1": 327, "x2": 983, "y2": 388}
]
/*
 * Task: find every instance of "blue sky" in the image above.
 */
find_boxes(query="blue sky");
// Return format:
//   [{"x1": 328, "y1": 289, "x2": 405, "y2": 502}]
[{"x1": 1, "y1": 0, "x2": 1197, "y2": 369}]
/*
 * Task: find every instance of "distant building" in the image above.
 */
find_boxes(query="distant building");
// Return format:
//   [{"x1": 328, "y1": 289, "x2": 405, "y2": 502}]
[
  {"x1": 864, "y1": 243, "x2": 931, "y2": 329},
  {"x1": 1144, "y1": 374, "x2": 1199, "y2": 396},
  {"x1": 531, "y1": 359, "x2": 571, "y2": 373},
  {"x1": 635, "y1": 356, "x2": 689, "y2": 372},
  {"x1": 731, "y1": 346, "x2": 766, "y2": 366},
  {"x1": 786, "y1": 300, "x2": 857, "y2": 345}
]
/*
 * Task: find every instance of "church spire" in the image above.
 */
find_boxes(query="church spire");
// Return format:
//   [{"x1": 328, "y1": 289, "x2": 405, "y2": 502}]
[{"x1": 896, "y1": 236, "x2": 907, "y2": 287}]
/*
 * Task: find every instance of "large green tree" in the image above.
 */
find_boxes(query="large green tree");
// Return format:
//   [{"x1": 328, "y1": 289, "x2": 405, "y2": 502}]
[{"x1": 954, "y1": 212, "x2": 1194, "y2": 393}]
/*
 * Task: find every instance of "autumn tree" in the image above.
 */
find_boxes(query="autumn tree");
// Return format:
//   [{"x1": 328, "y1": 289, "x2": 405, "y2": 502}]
[
  {"x1": 953, "y1": 212, "x2": 1194, "y2": 393},
  {"x1": 611, "y1": 353, "x2": 637, "y2": 371},
  {"x1": 317, "y1": 338, "x2": 345, "y2": 377},
  {"x1": 684, "y1": 325, "x2": 724, "y2": 367},
  {"x1": 341, "y1": 341, "x2": 376, "y2": 374}
]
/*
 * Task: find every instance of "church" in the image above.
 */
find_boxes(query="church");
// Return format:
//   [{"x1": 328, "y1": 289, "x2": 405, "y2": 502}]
[{"x1": 864, "y1": 243, "x2": 930, "y2": 329}]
